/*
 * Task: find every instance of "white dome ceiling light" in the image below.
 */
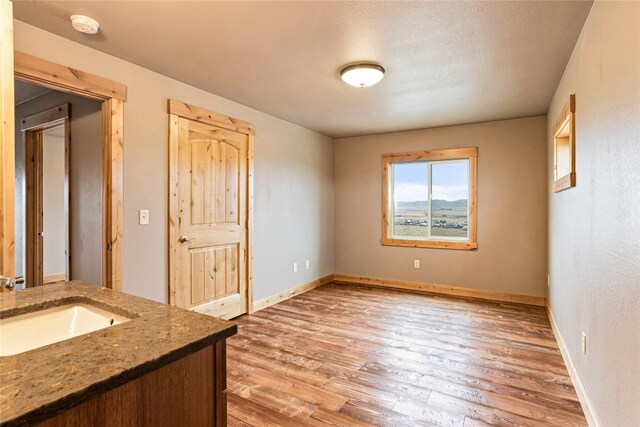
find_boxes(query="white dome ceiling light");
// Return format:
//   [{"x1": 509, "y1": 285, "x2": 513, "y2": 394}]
[
  {"x1": 340, "y1": 63, "x2": 385, "y2": 88},
  {"x1": 70, "y1": 15, "x2": 100, "y2": 34}
]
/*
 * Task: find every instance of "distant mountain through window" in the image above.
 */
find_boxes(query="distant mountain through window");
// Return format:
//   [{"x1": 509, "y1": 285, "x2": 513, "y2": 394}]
[{"x1": 396, "y1": 199, "x2": 468, "y2": 209}]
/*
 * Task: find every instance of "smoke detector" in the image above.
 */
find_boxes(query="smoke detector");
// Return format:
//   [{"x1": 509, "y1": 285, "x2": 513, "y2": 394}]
[{"x1": 70, "y1": 15, "x2": 100, "y2": 34}]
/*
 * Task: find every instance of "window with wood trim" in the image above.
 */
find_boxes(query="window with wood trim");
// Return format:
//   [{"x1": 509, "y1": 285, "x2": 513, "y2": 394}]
[{"x1": 382, "y1": 147, "x2": 477, "y2": 250}]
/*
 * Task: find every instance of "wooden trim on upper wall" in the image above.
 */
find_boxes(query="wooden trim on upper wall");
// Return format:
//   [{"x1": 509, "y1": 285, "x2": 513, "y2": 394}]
[
  {"x1": 383, "y1": 147, "x2": 478, "y2": 163},
  {"x1": 0, "y1": 0, "x2": 15, "y2": 280},
  {"x1": 168, "y1": 99, "x2": 256, "y2": 135},
  {"x1": 14, "y1": 52, "x2": 127, "y2": 101},
  {"x1": 334, "y1": 274, "x2": 546, "y2": 307}
]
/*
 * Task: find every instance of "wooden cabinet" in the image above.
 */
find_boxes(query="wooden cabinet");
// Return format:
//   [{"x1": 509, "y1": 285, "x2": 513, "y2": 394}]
[{"x1": 37, "y1": 341, "x2": 228, "y2": 427}]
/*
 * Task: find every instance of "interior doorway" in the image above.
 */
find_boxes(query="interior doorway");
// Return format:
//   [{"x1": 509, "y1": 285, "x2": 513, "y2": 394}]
[
  {"x1": 0, "y1": 45, "x2": 127, "y2": 291},
  {"x1": 168, "y1": 100, "x2": 255, "y2": 319},
  {"x1": 22, "y1": 105, "x2": 71, "y2": 287},
  {"x1": 16, "y1": 81, "x2": 104, "y2": 288}
]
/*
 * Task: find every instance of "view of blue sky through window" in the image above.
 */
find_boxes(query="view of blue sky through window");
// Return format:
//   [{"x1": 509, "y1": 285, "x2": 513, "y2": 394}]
[{"x1": 393, "y1": 161, "x2": 468, "y2": 202}]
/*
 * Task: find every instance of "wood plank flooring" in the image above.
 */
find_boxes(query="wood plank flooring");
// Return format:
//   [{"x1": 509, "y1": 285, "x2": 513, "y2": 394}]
[{"x1": 227, "y1": 283, "x2": 587, "y2": 426}]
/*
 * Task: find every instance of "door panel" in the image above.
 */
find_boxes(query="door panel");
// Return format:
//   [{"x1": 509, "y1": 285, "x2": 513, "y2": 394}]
[
  {"x1": 189, "y1": 244, "x2": 238, "y2": 305},
  {"x1": 174, "y1": 116, "x2": 248, "y2": 318}
]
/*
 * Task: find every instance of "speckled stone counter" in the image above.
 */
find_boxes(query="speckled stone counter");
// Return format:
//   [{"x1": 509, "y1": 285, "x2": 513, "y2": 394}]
[{"x1": 0, "y1": 281, "x2": 237, "y2": 427}]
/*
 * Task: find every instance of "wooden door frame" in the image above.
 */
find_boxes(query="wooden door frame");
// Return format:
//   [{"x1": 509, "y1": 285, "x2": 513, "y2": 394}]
[
  {"x1": 0, "y1": 24, "x2": 127, "y2": 289},
  {"x1": 167, "y1": 100, "x2": 255, "y2": 314},
  {"x1": 22, "y1": 105, "x2": 71, "y2": 287},
  {"x1": 15, "y1": 53, "x2": 126, "y2": 290},
  {"x1": 0, "y1": 1, "x2": 15, "y2": 283}
]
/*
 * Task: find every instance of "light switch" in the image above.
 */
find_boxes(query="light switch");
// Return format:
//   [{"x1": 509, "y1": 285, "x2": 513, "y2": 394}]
[
  {"x1": 293, "y1": 263, "x2": 298, "y2": 273},
  {"x1": 305, "y1": 260, "x2": 310, "y2": 270},
  {"x1": 138, "y1": 209, "x2": 149, "y2": 225}
]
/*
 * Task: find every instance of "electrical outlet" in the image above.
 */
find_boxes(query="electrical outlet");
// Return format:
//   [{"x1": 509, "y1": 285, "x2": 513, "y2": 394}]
[
  {"x1": 582, "y1": 332, "x2": 587, "y2": 355},
  {"x1": 413, "y1": 259, "x2": 420, "y2": 269},
  {"x1": 138, "y1": 209, "x2": 149, "y2": 225},
  {"x1": 548, "y1": 274, "x2": 550, "y2": 287},
  {"x1": 305, "y1": 260, "x2": 310, "y2": 270},
  {"x1": 293, "y1": 262, "x2": 298, "y2": 273}
]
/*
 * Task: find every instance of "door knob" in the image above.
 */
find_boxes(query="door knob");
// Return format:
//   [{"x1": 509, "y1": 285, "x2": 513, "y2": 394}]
[
  {"x1": 0, "y1": 275, "x2": 15, "y2": 290},
  {"x1": 179, "y1": 235, "x2": 196, "y2": 244}
]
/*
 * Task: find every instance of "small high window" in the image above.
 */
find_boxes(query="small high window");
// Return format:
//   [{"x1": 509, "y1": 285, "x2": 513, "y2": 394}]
[
  {"x1": 553, "y1": 94, "x2": 576, "y2": 192},
  {"x1": 382, "y1": 147, "x2": 478, "y2": 250}
]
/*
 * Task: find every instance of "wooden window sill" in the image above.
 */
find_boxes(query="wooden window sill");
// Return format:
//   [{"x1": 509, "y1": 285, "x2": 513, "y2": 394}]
[{"x1": 381, "y1": 238, "x2": 477, "y2": 250}]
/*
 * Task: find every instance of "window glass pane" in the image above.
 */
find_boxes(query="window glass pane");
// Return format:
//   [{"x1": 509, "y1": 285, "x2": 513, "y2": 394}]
[
  {"x1": 392, "y1": 162, "x2": 429, "y2": 238},
  {"x1": 431, "y1": 160, "x2": 469, "y2": 239}
]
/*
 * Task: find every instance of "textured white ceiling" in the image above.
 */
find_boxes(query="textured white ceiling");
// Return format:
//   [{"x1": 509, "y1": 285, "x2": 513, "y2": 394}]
[{"x1": 13, "y1": 1, "x2": 593, "y2": 138}]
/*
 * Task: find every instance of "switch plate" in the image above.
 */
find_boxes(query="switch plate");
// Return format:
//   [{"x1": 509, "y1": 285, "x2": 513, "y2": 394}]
[
  {"x1": 413, "y1": 259, "x2": 420, "y2": 269},
  {"x1": 305, "y1": 260, "x2": 310, "y2": 270},
  {"x1": 293, "y1": 263, "x2": 298, "y2": 273},
  {"x1": 582, "y1": 332, "x2": 587, "y2": 355},
  {"x1": 138, "y1": 209, "x2": 149, "y2": 225}
]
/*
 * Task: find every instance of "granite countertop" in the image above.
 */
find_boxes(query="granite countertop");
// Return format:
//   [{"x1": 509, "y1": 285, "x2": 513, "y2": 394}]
[{"x1": 0, "y1": 281, "x2": 237, "y2": 427}]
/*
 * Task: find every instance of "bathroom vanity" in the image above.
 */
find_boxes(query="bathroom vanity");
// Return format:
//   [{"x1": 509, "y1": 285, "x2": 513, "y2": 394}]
[{"x1": 0, "y1": 281, "x2": 237, "y2": 426}]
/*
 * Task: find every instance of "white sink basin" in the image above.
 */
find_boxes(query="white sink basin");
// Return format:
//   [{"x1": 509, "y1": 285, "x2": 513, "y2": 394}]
[{"x1": 0, "y1": 303, "x2": 131, "y2": 357}]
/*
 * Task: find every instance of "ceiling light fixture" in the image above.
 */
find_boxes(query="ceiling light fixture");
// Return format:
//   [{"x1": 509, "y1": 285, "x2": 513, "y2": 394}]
[
  {"x1": 70, "y1": 15, "x2": 100, "y2": 34},
  {"x1": 340, "y1": 63, "x2": 385, "y2": 87}
]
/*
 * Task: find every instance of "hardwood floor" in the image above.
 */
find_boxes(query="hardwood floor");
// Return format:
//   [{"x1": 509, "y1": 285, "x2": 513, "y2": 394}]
[{"x1": 227, "y1": 283, "x2": 587, "y2": 426}]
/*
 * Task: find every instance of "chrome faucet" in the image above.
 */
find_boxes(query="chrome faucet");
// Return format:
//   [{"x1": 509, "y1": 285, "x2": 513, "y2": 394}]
[{"x1": 0, "y1": 275, "x2": 15, "y2": 290}]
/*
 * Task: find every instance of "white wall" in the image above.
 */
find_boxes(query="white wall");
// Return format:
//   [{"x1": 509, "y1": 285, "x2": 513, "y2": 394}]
[
  {"x1": 14, "y1": 20, "x2": 335, "y2": 302},
  {"x1": 42, "y1": 132, "x2": 65, "y2": 277},
  {"x1": 547, "y1": 2, "x2": 640, "y2": 425}
]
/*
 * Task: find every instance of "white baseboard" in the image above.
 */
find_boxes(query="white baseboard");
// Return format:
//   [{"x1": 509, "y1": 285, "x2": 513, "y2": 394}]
[
  {"x1": 251, "y1": 274, "x2": 334, "y2": 312},
  {"x1": 546, "y1": 302, "x2": 599, "y2": 427},
  {"x1": 334, "y1": 273, "x2": 546, "y2": 306}
]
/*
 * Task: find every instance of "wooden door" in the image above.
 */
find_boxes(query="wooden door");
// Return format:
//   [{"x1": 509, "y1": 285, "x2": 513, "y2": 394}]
[{"x1": 169, "y1": 101, "x2": 254, "y2": 319}]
